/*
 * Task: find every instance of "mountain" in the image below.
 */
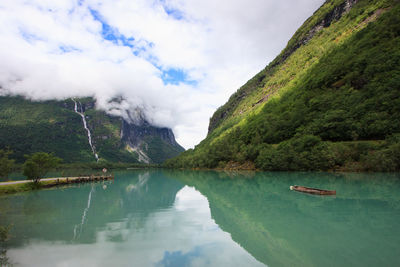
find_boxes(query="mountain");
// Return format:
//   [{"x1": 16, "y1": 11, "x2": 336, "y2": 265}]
[
  {"x1": 166, "y1": 0, "x2": 400, "y2": 171},
  {"x1": 0, "y1": 96, "x2": 184, "y2": 164}
]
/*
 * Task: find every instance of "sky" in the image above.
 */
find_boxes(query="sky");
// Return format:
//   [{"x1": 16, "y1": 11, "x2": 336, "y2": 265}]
[
  {"x1": 7, "y1": 185, "x2": 264, "y2": 266},
  {"x1": 0, "y1": 0, "x2": 324, "y2": 149}
]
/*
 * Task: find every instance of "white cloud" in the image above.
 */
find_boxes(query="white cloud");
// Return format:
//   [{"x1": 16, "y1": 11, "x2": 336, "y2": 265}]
[
  {"x1": 0, "y1": 0, "x2": 324, "y2": 148},
  {"x1": 7, "y1": 185, "x2": 264, "y2": 267}
]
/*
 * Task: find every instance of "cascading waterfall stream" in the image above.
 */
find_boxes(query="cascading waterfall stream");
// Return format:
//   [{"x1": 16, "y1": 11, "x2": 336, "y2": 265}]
[{"x1": 72, "y1": 98, "x2": 99, "y2": 161}]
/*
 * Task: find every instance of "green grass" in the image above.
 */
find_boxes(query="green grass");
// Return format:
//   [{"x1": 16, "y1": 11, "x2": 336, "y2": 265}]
[
  {"x1": 0, "y1": 180, "x2": 60, "y2": 195},
  {"x1": 57, "y1": 162, "x2": 160, "y2": 170},
  {"x1": 166, "y1": 0, "x2": 400, "y2": 172},
  {"x1": 0, "y1": 96, "x2": 94, "y2": 163},
  {"x1": 0, "y1": 175, "x2": 123, "y2": 195},
  {"x1": 208, "y1": 0, "x2": 393, "y2": 138}
]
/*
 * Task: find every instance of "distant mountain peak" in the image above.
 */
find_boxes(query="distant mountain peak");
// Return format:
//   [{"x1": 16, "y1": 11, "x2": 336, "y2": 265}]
[{"x1": 0, "y1": 95, "x2": 184, "y2": 163}]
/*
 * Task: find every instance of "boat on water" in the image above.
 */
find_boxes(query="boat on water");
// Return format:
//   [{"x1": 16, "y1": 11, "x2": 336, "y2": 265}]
[{"x1": 290, "y1": 185, "x2": 336, "y2": 195}]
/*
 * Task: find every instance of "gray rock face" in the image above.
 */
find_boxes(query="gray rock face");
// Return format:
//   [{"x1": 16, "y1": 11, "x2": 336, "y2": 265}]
[
  {"x1": 320, "y1": 0, "x2": 358, "y2": 28},
  {"x1": 121, "y1": 120, "x2": 181, "y2": 149},
  {"x1": 276, "y1": 0, "x2": 358, "y2": 67},
  {"x1": 68, "y1": 98, "x2": 184, "y2": 163},
  {"x1": 120, "y1": 119, "x2": 184, "y2": 163}
]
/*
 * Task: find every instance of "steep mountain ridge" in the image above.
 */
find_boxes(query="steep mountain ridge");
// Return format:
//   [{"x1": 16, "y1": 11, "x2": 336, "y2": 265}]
[
  {"x1": 208, "y1": 0, "x2": 386, "y2": 135},
  {"x1": 167, "y1": 0, "x2": 400, "y2": 171},
  {"x1": 0, "y1": 96, "x2": 184, "y2": 163},
  {"x1": 120, "y1": 120, "x2": 184, "y2": 164}
]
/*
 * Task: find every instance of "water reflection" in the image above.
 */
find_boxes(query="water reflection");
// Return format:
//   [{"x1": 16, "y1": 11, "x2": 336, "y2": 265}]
[
  {"x1": 0, "y1": 170, "x2": 264, "y2": 267},
  {"x1": 73, "y1": 185, "x2": 95, "y2": 240},
  {"x1": 167, "y1": 170, "x2": 400, "y2": 267},
  {"x1": 2, "y1": 170, "x2": 399, "y2": 266}
]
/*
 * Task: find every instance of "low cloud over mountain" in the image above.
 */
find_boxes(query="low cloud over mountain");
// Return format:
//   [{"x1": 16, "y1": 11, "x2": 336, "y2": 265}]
[{"x1": 0, "y1": 0, "x2": 323, "y2": 148}]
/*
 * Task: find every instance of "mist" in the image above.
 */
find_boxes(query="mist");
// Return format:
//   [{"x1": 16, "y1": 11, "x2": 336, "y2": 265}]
[{"x1": 0, "y1": 0, "x2": 324, "y2": 148}]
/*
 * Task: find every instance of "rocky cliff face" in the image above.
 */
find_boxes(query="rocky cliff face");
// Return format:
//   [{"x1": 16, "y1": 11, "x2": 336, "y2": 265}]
[
  {"x1": 70, "y1": 98, "x2": 185, "y2": 164},
  {"x1": 120, "y1": 120, "x2": 184, "y2": 163},
  {"x1": 121, "y1": 120, "x2": 180, "y2": 149},
  {"x1": 275, "y1": 0, "x2": 358, "y2": 67},
  {"x1": 0, "y1": 96, "x2": 184, "y2": 163}
]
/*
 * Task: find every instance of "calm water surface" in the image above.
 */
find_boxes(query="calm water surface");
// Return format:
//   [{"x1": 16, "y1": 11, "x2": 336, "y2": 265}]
[{"x1": 0, "y1": 170, "x2": 399, "y2": 266}]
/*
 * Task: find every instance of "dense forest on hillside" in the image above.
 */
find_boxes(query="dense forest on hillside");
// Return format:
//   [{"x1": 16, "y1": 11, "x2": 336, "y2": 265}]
[
  {"x1": 0, "y1": 96, "x2": 184, "y2": 164},
  {"x1": 166, "y1": 0, "x2": 400, "y2": 171},
  {"x1": 0, "y1": 97, "x2": 96, "y2": 163}
]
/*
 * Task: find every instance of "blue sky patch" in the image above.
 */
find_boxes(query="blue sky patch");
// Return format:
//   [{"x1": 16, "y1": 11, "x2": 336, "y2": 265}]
[
  {"x1": 59, "y1": 45, "x2": 81, "y2": 53},
  {"x1": 89, "y1": 8, "x2": 135, "y2": 48},
  {"x1": 89, "y1": 7, "x2": 194, "y2": 86},
  {"x1": 20, "y1": 29, "x2": 42, "y2": 44},
  {"x1": 161, "y1": 68, "x2": 197, "y2": 86},
  {"x1": 156, "y1": 247, "x2": 203, "y2": 267},
  {"x1": 158, "y1": 0, "x2": 185, "y2": 20},
  {"x1": 164, "y1": 7, "x2": 184, "y2": 20}
]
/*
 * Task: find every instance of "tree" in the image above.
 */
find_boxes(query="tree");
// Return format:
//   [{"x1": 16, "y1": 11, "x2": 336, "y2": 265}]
[
  {"x1": 0, "y1": 149, "x2": 14, "y2": 179},
  {"x1": 23, "y1": 152, "x2": 62, "y2": 182}
]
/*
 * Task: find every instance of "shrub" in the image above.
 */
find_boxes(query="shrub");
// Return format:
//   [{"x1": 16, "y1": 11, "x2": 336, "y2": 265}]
[
  {"x1": 0, "y1": 149, "x2": 14, "y2": 178},
  {"x1": 23, "y1": 152, "x2": 62, "y2": 182}
]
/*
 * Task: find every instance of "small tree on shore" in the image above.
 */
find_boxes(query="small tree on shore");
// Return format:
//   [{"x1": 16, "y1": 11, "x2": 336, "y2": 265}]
[
  {"x1": 0, "y1": 149, "x2": 14, "y2": 179},
  {"x1": 23, "y1": 152, "x2": 62, "y2": 183}
]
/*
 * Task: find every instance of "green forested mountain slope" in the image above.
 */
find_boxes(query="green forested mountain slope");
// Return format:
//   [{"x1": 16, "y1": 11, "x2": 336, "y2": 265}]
[
  {"x1": 0, "y1": 96, "x2": 184, "y2": 164},
  {"x1": 166, "y1": 0, "x2": 400, "y2": 171},
  {"x1": 0, "y1": 96, "x2": 95, "y2": 163}
]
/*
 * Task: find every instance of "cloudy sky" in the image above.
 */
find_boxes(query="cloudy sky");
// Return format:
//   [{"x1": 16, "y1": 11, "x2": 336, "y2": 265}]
[{"x1": 0, "y1": 0, "x2": 324, "y2": 148}]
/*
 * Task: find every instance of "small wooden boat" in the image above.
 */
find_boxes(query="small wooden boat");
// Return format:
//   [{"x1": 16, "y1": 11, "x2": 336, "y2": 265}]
[{"x1": 290, "y1": 185, "x2": 336, "y2": 195}]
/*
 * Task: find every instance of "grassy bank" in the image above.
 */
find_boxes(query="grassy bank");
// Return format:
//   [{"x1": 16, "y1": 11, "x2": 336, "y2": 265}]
[
  {"x1": 8, "y1": 162, "x2": 160, "y2": 174},
  {"x1": 56, "y1": 162, "x2": 160, "y2": 170},
  {"x1": 0, "y1": 180, "x2": 59, "y2": 195},
  {"x1": 0, "y1": 176, "x2": 113, "y2": 195}
]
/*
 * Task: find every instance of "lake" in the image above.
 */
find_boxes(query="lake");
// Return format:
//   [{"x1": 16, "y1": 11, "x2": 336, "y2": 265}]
[{"x1": 1, "y1": 170, "x2": 400, "y2": 266}]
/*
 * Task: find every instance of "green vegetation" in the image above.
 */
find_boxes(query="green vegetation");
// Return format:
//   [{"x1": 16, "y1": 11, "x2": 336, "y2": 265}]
[
  {"x1": 143, "y1": 136, "x2": 185, "y2": 163},
  {"x1": 83, "y1": 107, "x2": 140, "y2": 163},
  {"x1": 0, "y1": 150, "x2": 14, "y2": 179},
  {"x1": 0, "y1": 181, "x2": 42, "y2": 195},
  {"x1": 56, "y1": 162, "x2": 160, "y2": 170},
  {"x1": 166, "y1": 0, "x2": 400, "y2": 171},
  {"x1": 0, "y1": 96, "x2": 183, "y2": 164},
  {"x1": 23, "y1": 152, "x2": 62, "y2": 182},
  {"x1": 0, "y1": 96, "x2": 95, "y2": 163},
  {"x1": 0, "y1": 178, "x2": 96, "y2": 195}
]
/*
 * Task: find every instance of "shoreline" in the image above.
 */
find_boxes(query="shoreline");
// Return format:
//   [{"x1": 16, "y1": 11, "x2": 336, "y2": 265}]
[{"x1": 0, "y1": 175, "x2": 114, "y2": 195}]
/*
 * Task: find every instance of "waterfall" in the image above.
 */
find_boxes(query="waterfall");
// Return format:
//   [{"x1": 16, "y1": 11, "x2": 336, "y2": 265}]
[{"x1": 72, "y1": 98, "x2": 99, "y2": 161}]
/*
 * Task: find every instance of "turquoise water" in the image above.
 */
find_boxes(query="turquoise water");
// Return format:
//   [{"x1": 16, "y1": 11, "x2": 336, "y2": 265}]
[{"x1": 1, "y1": 170, "x2": 400, "y2": 266}]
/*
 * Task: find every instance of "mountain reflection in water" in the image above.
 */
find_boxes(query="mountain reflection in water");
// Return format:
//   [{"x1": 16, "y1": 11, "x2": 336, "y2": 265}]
[
  {"x1": 1, "y1": 170, "x2": 399, "y2": 266},
  {"x1": 168, "y1": 170, "x2": 400, "y2": 267},
  {"x1": 0, "y1": 170, "x2": 265, "y2": 267}
]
